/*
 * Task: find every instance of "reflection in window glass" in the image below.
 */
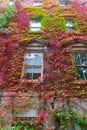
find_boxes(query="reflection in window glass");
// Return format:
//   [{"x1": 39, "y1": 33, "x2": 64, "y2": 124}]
[{"x1": 72, "y1": 54, "x2": 87, "y2": 80}]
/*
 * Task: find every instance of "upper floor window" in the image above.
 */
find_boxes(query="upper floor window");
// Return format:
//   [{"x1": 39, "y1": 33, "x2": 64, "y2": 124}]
[
  {"x1": 30, "y1": 19, "x2": 41, "y2": 31},
  {"x1": 72, "y1": 53, "x2": 87, "y2": 80},
  {"x1": 33, "y1": 1, "x2": 42, "y2": 6},
  {"x1": 66, "y1": 20, "x2": 75, "y2": 31},
  {"x1": 8, "y1": 0, "x2": 14, "y2": 5},
  {"x1": 58, "y1": 0, "x2": 69, "y2": 6},
  {"x1": 83, "y1": 0, "x2": 87, "y2": 6},
  {"x1": 25, "y1": 53, "x2": 43, "y2": 80}
]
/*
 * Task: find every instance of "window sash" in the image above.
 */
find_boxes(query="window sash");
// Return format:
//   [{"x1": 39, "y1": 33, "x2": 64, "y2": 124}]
[
  {"x1": 75, "y1": 66, "x2": 87, "y2": 80},
  {"x1": 25, "y1": 53, "x2": 43, "y2": 80},
  {"x1": 26, "y1": 53, "x2": 43, "y2": 65},
  {"x1": 26, "y1": 67, "x2": 42, "y2": 80},
  {"x1": 72, "y1": 53, "x2": 87, "y2": 80},
  {"x1": 59, "y1": 0, "x2": 69, "y2": 6},
  {"x1": 73, "y1": 54, "x2": 87, "y2": 66},
  {"x1": 33, "y1": 2, "x2": 42, "y2": 6},
  {"x1": 30, "y1": 19, "x2": 41, "y2": 31},
  {"x1": 30, "y1": 27, "x2": 41, "y2": 31},
  {"x1": 66, "y1": 21, "x2": 74, "y2": 31},
  {"x1": 26, "y1": 66, "x2": 41, "y2": 73},
  {"x1": 66, "y1": 27, "x2": 74, "y2": 31},
  {"x1": 26, "y1": 66, "x2": 42, "y2": 80},
  {"x1": 9, "y1": 0, "x2": 14, "y2": 5}
]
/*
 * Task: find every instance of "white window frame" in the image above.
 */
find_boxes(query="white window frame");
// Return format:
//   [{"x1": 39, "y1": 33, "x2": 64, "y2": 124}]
[
  {"x1": 30, "y1": 19, "x2": 41, "y2": 31},
  {"x1": 33, "y1": 1, "x2": 42, "y2": 6},
  {"x1": 25, "y1": 52, "x2": 43, "y2": 81}
]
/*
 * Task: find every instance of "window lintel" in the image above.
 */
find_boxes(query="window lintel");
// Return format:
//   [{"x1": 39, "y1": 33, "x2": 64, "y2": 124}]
[{"x1": 20, "y1": 38, "x2": 49, "y2": 48}]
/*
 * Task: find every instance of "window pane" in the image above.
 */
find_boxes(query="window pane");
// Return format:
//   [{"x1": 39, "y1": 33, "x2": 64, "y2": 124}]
[
  {"x1": 83, "y1": 68, "x2": 87, "y2": 78},
  {"x1": 80, "y1": 54, "x2": 87, "y2": 65},
  {"x1": 33, "y1": 73, "x2": 41, "y2": 79},
  {"x1": 25, "y1": 53, "x2": 43, "y2": 80},
  {"x1": 59, "y1": 0, "x2": 69, "y2": 6},
  {"x1": 72, "y1": 54, "x2": 81, "y2": 65},
  {"x1": 26, "y1": 67, "x2": 41, "y2": 79},
  {"x1": 66, "y1": 21, "x2": 74, "y2": 31},
  {"x1": 26, "y1": 73, "x2": 33, "y2": 79},
  {"x1": 73, "y1": 54, "x2": 87, "y2": 65},
  {"x1": 26, "y1": 67, "x2": 41, "y2": 73},
  {"x1": 72, "y1": 53, "x2": 87, "y2": 80},
  {"x1": 30, "y1": 20, "x2": 41, "y2": 27},
  {"x1": 77, "y1": 67, "x2": 87, "y2": 79},
  {"x1": 9, "y1": 0, "x2": 14, "y2": 1},
  {"x1": 9, "y1": 0, "x2": 14, "y2": 5},
  {"x1": 33, "y1": 2, "x2": 42, "y2": 6},
  {"x1": 67, "y1": 27, "x2": 74, "y2": 31},
  {"x1": 26, "y1": 73, "x2": 41, "y2": 79},
  {"x1": 66, "y1": 21, "x2": 74, "y2": 27},
  {"x1": 30, "y1": 19, "x2": 41, "y2": 31},
  {"x1": 30, "y1": 27, "x2": 41, "y2": 31},
  {"x1": 26, "y1": 53, "x2": 43, "y2": 65}
]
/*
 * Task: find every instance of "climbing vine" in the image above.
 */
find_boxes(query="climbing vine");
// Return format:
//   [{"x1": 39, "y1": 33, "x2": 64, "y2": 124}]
[
  {"x1": 0, "y1": 5, "x2": 16, "y2": 28},
  {"x1": 0, "y1": 0, "x2": 87, "y2": 129}
]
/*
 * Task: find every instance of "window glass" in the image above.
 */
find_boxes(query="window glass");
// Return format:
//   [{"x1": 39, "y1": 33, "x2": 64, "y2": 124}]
[
  {"x1": 26, "y1": 67, "x2": 41, "y2": 79},
  {"x1": 25, "y1": 53, "x2": 43, "y2": 80},
  {"x1": 26, "y1": 53, "x2": 42, "y2": 65},
  {"x1": 8, "y1": 0, "x2": 14, "y2": 5},
  {"x1": 33, "y1": 1, "x2": 42, "y2": 6},
  {"x1": 66, "y1": 20, "x2": 74, "y2": 31},
  {"x1": 30, "y1": 19, "x2": 41, "y2": 31},
  {"x1": 59, "y1": 0, "x2": 69, "y2": 6},
  {"x1": 72, "y1": 53, "x2": 87, "y2": 80},
  {"x1": 83, "y1": 0, "x2": 87, "y2": 6}
]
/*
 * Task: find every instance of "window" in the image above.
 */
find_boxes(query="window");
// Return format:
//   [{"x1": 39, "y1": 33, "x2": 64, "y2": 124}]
[
  {"x1": 83, "y1": 0, "x2": 87, "y2": 6},
  {"x1": 25, "y1": 53, "x2": 43, "y2": 80},
  {"x1": 8, "y1": 0, "x2": 14, "y2": 5},
  {"x1": 66, "y1": 20, "x2": 75, "y2": 31},
  {"x1": 72, "y1": 53, "x2": 87, "y2": 80},
  {"x1": 59, "y1": 0, "x2": 69, "y2": 6},
  {"x1": 21, "y1": 38, "x2": 49, "y2": 82},
  {"x1": 33, "y1": 1, "x2": 42, "y2": 6},
  {"x1": 30, "y1": 19, "x2": 41, "y2": 31}
]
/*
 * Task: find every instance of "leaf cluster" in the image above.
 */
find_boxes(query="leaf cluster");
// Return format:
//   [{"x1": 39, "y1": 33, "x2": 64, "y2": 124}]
[{"x1": 0, "y1": 5, "x2": 16, "y2": 28}]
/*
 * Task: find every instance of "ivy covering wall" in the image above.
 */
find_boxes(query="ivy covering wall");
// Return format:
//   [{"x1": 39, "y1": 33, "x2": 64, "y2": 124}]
[{"x1": 0, "y1": 0, "x2": 87, "y2": 129}]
